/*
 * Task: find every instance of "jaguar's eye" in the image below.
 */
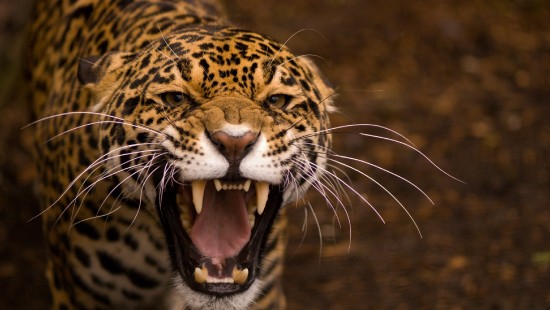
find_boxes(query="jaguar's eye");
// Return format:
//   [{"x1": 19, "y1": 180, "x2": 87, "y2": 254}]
[
  {"x1": 265, "y1": 94, "x2": 292, "y2": 109},
  {"x1": 161, "y1": 91, "x2": 191, "y2": 107}
]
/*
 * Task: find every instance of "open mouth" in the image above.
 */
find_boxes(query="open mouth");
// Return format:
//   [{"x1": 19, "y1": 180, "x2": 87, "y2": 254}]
[{"x1": 156, "y1": 177, "x2": 283, "y2": 296}]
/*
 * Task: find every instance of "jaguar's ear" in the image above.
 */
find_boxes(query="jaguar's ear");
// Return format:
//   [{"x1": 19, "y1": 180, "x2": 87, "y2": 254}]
[
  {"x1": 78, "y1": 52, "x2": 136, "y2": 85},
  {"x1": 298, "y1": 57, "x2": 337, "y2": 112}
]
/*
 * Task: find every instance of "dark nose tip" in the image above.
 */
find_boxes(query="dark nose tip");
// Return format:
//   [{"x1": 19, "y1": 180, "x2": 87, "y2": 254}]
[{"x1": 209, "y1": 131, "x2": 258, "y2": 177}]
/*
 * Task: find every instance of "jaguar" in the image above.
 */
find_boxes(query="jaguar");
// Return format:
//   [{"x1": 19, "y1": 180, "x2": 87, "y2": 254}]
[{"x1": 26, "y1": 0, "x2": 444, "y2": 309}]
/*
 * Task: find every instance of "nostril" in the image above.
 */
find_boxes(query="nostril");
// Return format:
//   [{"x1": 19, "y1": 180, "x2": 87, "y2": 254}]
[
  {"x1": 208, "y1": 131, "x2": 258, "y2": 161},
  {"x1": 244, "y1": 140, "x2": 255, "y2": 152},
  {"x1": 212, "y1": 138, "x2": 225, "y2": 151}
]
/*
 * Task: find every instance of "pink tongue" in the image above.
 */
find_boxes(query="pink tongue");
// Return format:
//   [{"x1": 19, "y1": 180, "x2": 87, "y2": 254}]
[{"x1": 190, "y1": 182, "x2": 251, "y2": 259}]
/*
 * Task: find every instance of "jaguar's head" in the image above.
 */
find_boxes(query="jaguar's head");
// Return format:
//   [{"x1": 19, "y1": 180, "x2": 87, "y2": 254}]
[{"x1": 79, "y1": 26, "x2": 334, "y2": 305}]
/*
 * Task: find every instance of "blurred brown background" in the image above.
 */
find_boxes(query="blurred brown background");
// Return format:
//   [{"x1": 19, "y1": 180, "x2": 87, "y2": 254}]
[{"x1": 1, "y1": 0, "x2": 549, "y2": 309}]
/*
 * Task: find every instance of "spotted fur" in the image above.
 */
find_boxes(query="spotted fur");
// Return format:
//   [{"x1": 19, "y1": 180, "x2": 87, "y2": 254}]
[{"x1": 27, "y1": 0, "x2": 335, "y2": 309}]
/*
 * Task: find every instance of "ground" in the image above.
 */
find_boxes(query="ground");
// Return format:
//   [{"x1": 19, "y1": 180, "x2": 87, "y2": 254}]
[{"x1": 0, "y1": 0, "x2": 549, "y2": 309}]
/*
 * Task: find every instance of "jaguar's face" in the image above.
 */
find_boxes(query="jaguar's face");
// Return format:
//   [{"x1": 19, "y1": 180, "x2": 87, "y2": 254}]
[{"x1": 80, "y1": 27, "x2": 333, "y2": 302}]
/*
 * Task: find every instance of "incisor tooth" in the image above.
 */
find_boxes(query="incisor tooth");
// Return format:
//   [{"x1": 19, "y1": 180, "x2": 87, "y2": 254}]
[
  {"x1": 191, "y1": 180, "x2": 207, "y2": 214},
  {"x1": 255, "y1": 181, "x2": 269, "y2": 215},
  {"x1": 194, "y1": 267, "x2": 208, "y2": 284},
  {"x1": 214, "y1": 179, "x2": 222, "y2": 191},
  {"x1": 232, "y1": 267, "x2": 249, "y2": 285}
]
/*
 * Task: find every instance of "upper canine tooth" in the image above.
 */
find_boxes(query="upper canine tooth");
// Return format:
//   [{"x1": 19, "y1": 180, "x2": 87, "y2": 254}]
[
  {"x1": 214, "y1": 179, "x2": 222, "y2": 191},
  {"x1": 255, "y1": 181, "x2": 269, "y2": 215},
  {"x1": 191, "y1": 180, "x2": 207, "y2": 214},
  {"x1": 243, "y1": 180, "x2": 251, "y2": 192}
]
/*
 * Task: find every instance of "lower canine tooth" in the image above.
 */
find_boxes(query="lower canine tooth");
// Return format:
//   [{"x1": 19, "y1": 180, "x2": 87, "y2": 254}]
[
  {"x1": 194, "y1": 267, "x2": 208, "y2": 284},
  {"x1": 255, "y1": 182, "x2": 269, "y2": 215},
  {"x1": 232, "y1": 267, "x2": 249, "y2": 285}
]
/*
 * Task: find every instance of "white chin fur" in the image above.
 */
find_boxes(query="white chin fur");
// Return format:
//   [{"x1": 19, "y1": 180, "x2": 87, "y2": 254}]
[{"x1": 166, "y1": 275, "x2": 263, "y2": 310}]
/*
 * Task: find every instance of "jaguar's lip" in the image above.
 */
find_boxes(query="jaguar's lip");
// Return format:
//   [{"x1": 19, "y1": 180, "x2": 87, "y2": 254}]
[{"x1": 156, "y1": 178, "x2": 283, "y2": 296}]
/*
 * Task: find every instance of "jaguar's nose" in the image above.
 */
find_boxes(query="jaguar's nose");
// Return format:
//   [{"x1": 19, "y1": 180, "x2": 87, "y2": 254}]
[{"x1": 208, "y1": 131, "x2": 259, "y2": 178}]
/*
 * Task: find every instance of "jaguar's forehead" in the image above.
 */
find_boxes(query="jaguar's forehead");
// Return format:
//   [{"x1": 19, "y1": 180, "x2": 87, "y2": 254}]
[
  {"x1": 136, "y1": 27, "x2": 303, "y2": 98},
  {"x1": 165, "y1": 27, "x2": 288, "y2": 63}
]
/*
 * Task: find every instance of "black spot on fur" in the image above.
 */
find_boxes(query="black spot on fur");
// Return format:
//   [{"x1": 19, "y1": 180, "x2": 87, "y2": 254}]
[
  {"x1": 74, "y1": 246, "x2": 91, "y2": 267},
  {"x1": 97, "y1": 251, "x2": 124, "y2": 275},
  {"x1": 120, "y1": 149, "x2": 131, "y2": 170},
  {"x1": 129, "y1": 76, "x2": 148, "y2": 89},
  {"x1": 199, "y1": 58, "x2": 209, "y2": 71},
  {"x1": 91, "y1": 275, "x2": 115, "y2": 289},
  {"x1": 136, "y1": 132, "x2": 149, "y2": 143},
  {"x1": 123, "y1": 234, "x2": 139, "y2": 251},
  {"x1": 106, "y1": 227, "x2": 119, "y2": 241},
  {"x1": 122, "y1": 96, "x2": 140, "y2": 116},
  {"x1": 110, "y1": 123, "x2": 126, "y2": 145},
  {"x1": 307, "y1": 98, "x2": 321, "y2": 118},
  {"x1": 68, "y1": 4, "x2": 93, "y2": 20},
  {"x1": 53, "y1": 269, "x2": 63, "y2": 290},
  {"x1": 127, "y1": 269, "x2": 160, "y2": 289},
  {"x1": 250, "y1": 62, "x2": 258, "y2": 73},
  {"x1": 73, "y1": 222, "x2": 100, "y2": 240},
  {"x1": 122, "y1": 289, "x2": 143, "y2": 300},
  {"x1": 117, "y1": 0, "x2": 133, "y2": 8},
  {"x1": 140, "y1": 53, "x2": 152, "y2": 69},
  {"x1": 144, "y1": 255, "x2": 158, "y2": 267},
  {"x1": 78, "y1": 148, "x2": 91, "y2": 167},
  {"x1": 71, "y1": 269, "x2": 112, "y2": 305},
  {"x1": 199, "y1": 42, "x2": 214, "y2": 50},
  {"x1": 101, "y1": 136, "x2": 111, "y2": 152},
  {"x1": 300, "y1": 79, "x2": 311, "y2": 91}
]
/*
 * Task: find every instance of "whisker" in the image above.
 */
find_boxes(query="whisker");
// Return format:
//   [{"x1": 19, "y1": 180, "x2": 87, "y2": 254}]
[
  {"x1": 293, "y1": 123, "x2": 417, "y2": 147},
  {"x1": 24, "y1": 111, "x2": 165, "y2": 137},
  {"x1": 29, "y1": 143, "x2": 162, "y2": 222},
  {"x1": 143, "y1": 24, "x2": 177, "y2": 64},
  {"x1": 288, "y1": 202, "x2": 309, "y2": 261},
  {"x1": 307, "y1": 201, "x2": 324, "y2": 263},
  {"x1": 290, "y1": 157, "x2": 343, "y2": 229},
  {"x1": 68, "y1": 151, "x2": 163, "y2": 226},
  {"x1": 44, "y1": 120, "x2": 165, "y2": 143},
  {"x1": 74, "y1": 152, "x2": 167, "y2": 227},
  {"x1": 324, "y1": 163, "x2": 354, "y2": 208},
  {"x1": 301, "y1": 141, "x2": 434, "y2": 205},
  {"x1": 76, "y1": 56, "x2": 103, "y2": 68},
  {"x1": 128, "y1": 164, "x2": 164, "y2": 231},
  {"x1": 333, "y1": 153, "x2": 433, "y2": 205},
  {"x1": 295, "y1": 129, "x2": 463, "y2": 183},
  {"x1": 157, "y1": 161, "x2": 174, "y2": 207},
  {"x1": 292, "y1": 157, "x2": 354, "y2": 250},
  {"x1": 283, "y1": 92, "x2": 337, "y2": 132},
  {"x1": 268, "y1": 28, "x2": 327, "y2": 67},
  {"x1": 155, "y1": 17, "x2": 180, "y2": 60},
  {"x1": 297, "y1": 140, "x2": 427, "y2": 236},
  {"x1": 276, "y1": 54, "x2": 328, "y2": 68},
  {"x1": 296, "y1": 154, "x2": 385, "y2": 223},
  {"x1": 71, "y1": 149, "x2": 161, "y2": 216},
  {"x1": 327, "y1": 157, "x2": 423, "y2": 238}
]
